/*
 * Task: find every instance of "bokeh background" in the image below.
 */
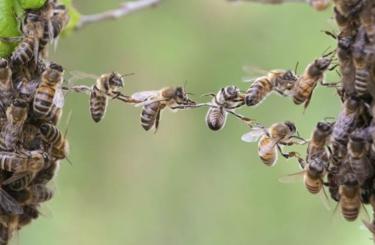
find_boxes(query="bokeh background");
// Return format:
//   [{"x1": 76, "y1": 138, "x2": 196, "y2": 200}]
[{"x1": 16, "y1": 0, "x2": 371, "y2": 244}]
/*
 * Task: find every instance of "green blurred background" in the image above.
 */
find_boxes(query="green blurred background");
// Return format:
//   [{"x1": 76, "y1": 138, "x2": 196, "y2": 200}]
[{"x1": 16, "y1": 0, "x2": 371, "y2": 244}]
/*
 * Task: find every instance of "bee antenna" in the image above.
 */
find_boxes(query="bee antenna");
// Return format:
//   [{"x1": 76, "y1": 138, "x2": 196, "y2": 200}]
[
  {"x1": 63, "y1": 110, "x2": 73, "y2": 138},
  {"x1": 65, "y1": 156, "x2": 73, "y2": 166},
  {"x1": 294, "y1": 61, "x2": 299, "y2": 74},
  {"x1": 122, "y1": 72, "x2": 135, "y2": 77}
]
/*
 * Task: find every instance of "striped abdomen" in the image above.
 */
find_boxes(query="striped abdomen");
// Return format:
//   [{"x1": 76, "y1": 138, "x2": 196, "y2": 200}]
[
  {"x1": 27, "y1": 185, "x2": 54, "y2": 204},
  {"x1": 258, "y1": 135, "x2": 277, "y2": 166},
  {"x1": 90, "y1": 87, "x2": 108, "y2": 123},
  {"x1": 339, "y1": 186, "x2": 361, "y2": 221},
  {"x1": 205, "y1": 107, "x2": 227, "y2": 131},
  {"x1": 33, "y1": 83, "x2": 56, "y2": 118},
  {"x1": 354, "y1": 68, "x2": 369, "y2": 96},
  {"x1": 0, "y1": 153, "x2": 26, "y2": 172},
  {"x1": 293, "y1": 76, "x2": 317, "y2": 105},
  {"x1": 7, "y1": 173, "x2": 34, "y2": 191},
  {"x1": 245, "y1": 77, "x2": 273, "y2": 106},
  {"x1": 40, "y1": 123, "x2": 68, "y2": 159},
  {"x1": 11, "y1": 36, "x2": 35, "y2": 65},
  {"x1": 0, "y1": 124, "x2": 21, "y2": 151},
  {"x1": 141, "y1": 101, "x2": 161, "y2": 131},
  {"x1": 304, "y1": 174, "x2": 322, "y2": 194}
]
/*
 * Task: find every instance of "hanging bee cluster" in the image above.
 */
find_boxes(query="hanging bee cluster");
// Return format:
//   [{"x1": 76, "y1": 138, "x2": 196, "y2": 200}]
[{"x1": 0, "y1": 0, "x2": 70, "y2": 244}]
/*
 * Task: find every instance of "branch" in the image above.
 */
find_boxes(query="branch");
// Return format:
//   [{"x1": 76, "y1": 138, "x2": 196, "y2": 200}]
[
  {"x1": 227, "y1": 0, "x2": 306, "y2": 4},
  {"x1": 75, "y1": 0, "x2": 160, "y2": 30}
]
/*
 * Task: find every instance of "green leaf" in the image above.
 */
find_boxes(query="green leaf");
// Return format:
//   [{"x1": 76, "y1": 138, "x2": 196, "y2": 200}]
[
  {"x1": 0, "y1": 0, "x2": 22, "y2": 58},
  {"x1": 17, "y1": 0, "x2": 47, "y2": 9},
  {"x1": 60, "y1": 0, "x2": 81, "y2": 35}
]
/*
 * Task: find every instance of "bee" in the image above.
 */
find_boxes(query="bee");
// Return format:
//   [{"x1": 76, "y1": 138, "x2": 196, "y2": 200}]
[
  {"x1": 50, "y1": 3, "x2": 69, "y2": 39},
  {"x1": 331, "y1": 96, "x2": 363, "y2": 162},
  {"x1": 40, "y1": 123, "x2": 69, "y2": 160},
  {"x1": 15, "y1": 185, "x2": 54, "y2": 205},
  {"x1": 338, "y1": 173, "x2": 361, "y2": 221},
  {"x1": 352, "y1": 27, "x2": 373, "y2": 97},
  {"x1": 204, "y1": 86, "x2": 251, "y2": 131},
  {"x1": 0, "y1": 150, "x2": 46, "y2": 174},
  {"x1": 32, "y1": 160, "x2": 59, "y2": 185},
  {"x1": 326, "y1": 165, "x2": 340, "y2": 201},
  {"x1": 359, "y1": 0, "x2": 375, "y2": 45},
  {"x1": 0, "y1": 59, "x2": 14, "y2": 116},
  {"x1": 0, "y1": 100, "x2": 28, "y2": 151},
  {"x1": 21, "y1": 124, "x2": 42, "y2": 151},
  {"x1": 292, "y1": 55, "x2": 333, "y2": 109},
  {"x1": 10, "y1": 12, "x2": 45, "y2": 65},
  {"x1": 333, "y1": 0, "x2": 364, "y2": 17},
  {"x1": 308, "y1": 0, "x2": 330, "y2": 11},
  {"x1": 307, "y1": 121, "x2": 333, "y2": 161},
  {"x1": 244, "y1": 70, "x2": 297, "y2": 106},
  {"x1": 0, "y1": 173, "x2": 23, "y2": 215},
  {"x1": 89, "y1": 72, "x2": 125, "y2": 122},
  {"x1": 337, "y1": 33, "x2": 356, "y2": 96},
  {"x1": 33, "y1": 62, "x2": 64, "y2": 119},
  {"x1": 131, "y1": 86, "x2": 196, "y2": 131},
  {"x1": 241, "y1": 121, "x2": 304, "y2": 166},
  {"x1": 16, "y1": 77, "x2": 40, "y2": 103},
  {"x1": 348, "y1": 130, "x2": 373, "y2": 185}
]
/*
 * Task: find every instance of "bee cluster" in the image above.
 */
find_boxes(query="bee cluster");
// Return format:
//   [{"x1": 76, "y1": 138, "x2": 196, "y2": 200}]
[{"x1": 0, "y1": 0, "x2": 70, "y2": 244}]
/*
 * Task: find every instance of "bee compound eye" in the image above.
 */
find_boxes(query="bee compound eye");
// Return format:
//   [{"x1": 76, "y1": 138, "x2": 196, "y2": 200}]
[{"x1": 0, "y1": 59, "x2": 8, "y2": 68}]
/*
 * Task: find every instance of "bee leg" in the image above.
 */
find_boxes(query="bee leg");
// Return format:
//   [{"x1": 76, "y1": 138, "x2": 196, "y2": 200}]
[
  {"x1": 170, "y1": 103, "x2": 211, "y2": 110},
  {"x1": 277, "y1": 145, "x2": 304, "y2": 162},
  {"x1": 227, "y1": 110, "x2": 253, "y2": 125},
  {"x1": 200, "y1": 93, "x2": 216, "y2": 98},
  {"x1": 154, "y1": 109, "x2": 161, "y2": 134},
  {"x1": 320, "y1": 80, "x2": 339, "y2": 87},
  {"x1": 288, "y1": 136, "x2": 309, "y2": 145}
]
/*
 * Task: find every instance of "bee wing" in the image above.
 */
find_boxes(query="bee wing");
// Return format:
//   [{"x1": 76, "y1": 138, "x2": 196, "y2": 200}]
[
  {"x1": 0, "y1": 36, "x2": 23, "y2": 43},
  {"x1": 241, "y1": 128, "x2": 265, "y2": 142},
  {"x1": 318, "y1": 187, "x2": 332, "y2": 211},
  {"x1": 53, "y1": 84, "x2": 64, "y2": 108},
  {"x1": 0, "y1": 188, "x2": 23, "y2": 215},
  {"x1": 131, "y1": 91, "x2": 159, "y2": 106},
  {"x1": 66, "y1": 70, "x2": 97, "y2": 84},
  {"x1": 278, "y1": 171, "x2": 304, "y2": 183}
]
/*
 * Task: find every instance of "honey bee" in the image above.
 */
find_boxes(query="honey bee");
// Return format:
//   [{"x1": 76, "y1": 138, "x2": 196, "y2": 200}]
[
  {"x1": 204, "y1": 86, "x2": 251, "y2": 131},
  {"x1": 0, "y1": 173, "x2": 23, "y2": 215},
  {"x1": 333, "y1": 0, "x2": 364, "y2": 17},
  {"x1": 33, "y1": 63, "x2": 64, "y2": 119},
  {"x1": 241, "y1": 121, "x2": 304, "y2": 166},
  {"x1": 131, "y1": 86, "x2": 196, "y2": 131},
  {"x1": 337, "y1": 34, "x2": 356, "y2": 96},
  {"x1": 326, "y1": 165, "x2": 340, "y2": 201},
  {"x1": 0, "y1": 59, "x2": 14, "y2": 116},
  {"x1": 331, "y1": 96, "x2": 363, "y2": 162},
  {"x1": 348, "y1": 130, "x2": 373, "y2": 185},
  {"x1": 0, "y1": 100, "x2": 28, "y2": 151},
  {"x1": 308, "y1": 0, "x2": 330, "y2": 11},
  {"x1": 0, "y1": 150, "x2": 46, "y2": 174},
  {"x1": 16, "y1": 77, "x2": 40, "y2": 103},
  {"x1": 89, "y1": 72, "x2": 125, "y2": 122},
  {"x1": 40, "y1": 123, "x2": 69, "y2": 160},
  {"x1": 21, "y1": 124, "x2": 42, "y2": 151},
  {"x1": 244, "y1": 70, "x2": 297, "y2": 106},
  {"x1": 50, "y1": 3, "x2": 69, "y2": 40},
  {"x1": 15, "y1": 185, "x2": 54, "y2": 205},
  {"x1": 307, "y1": 121, "x2": 333, "y2": 161},
  {"x1": 359, "y1": 0, "x2": 375, "y2": 45},
  {"x1": 292, "y1": 55, "x2": 334, "y2": 109},
  {"x1": 33, "y1": 160, "x2": 59, "y2": 185},
  {"x1": 338, "y1": 172, "x2": 361, "y2": 221}
]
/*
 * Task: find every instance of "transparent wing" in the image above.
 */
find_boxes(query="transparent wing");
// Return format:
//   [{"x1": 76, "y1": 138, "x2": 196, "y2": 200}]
[
  {"x1": 131, "y1": 90, "x2": 160, "y2": 107},
  {"x1": 53, "y1": 84, "x2": 64, "y2": 108},
  {"x1": 241, "y1": 128, "x2": 265, "y2": 142},
  {"x1": 65, "y1": 70, "x2": 98, "y2": 85},
  {"x1": 0, "y1": 188, "x2": 23, "y2": 215},
  {"x1": 0, "y1": 36, "x2": 23, "y2": 43}
]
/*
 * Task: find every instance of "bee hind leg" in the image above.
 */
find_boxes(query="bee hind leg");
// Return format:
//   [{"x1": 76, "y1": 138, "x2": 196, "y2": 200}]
[{"x1": 277, "y1": 144, "x2": 304, "y2": 163}]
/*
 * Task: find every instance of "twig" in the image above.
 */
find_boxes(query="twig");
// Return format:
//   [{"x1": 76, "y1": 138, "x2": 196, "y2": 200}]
[
  {"x1": 227, "y1": 0, "x2": 306, "y2": 4},
  {"x1": 75, "y1": 0, "x2": 160, "y2": 29}
]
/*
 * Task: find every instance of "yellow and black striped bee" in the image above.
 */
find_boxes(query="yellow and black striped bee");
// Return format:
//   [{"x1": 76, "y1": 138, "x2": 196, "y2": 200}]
[
  {"x1": 131, "y1": 86, "x2": 196, "y2": 132},
  {"x1": 338, "y1": 172, "x2": 361, "y2": 221},
  {"x1": 292, "y1": 55, "x2": 333, "y2": 109},
  {"x1": 0, "y1": 100, "x2": 28, "y2": 151},
  {"x1": 40, "y1": 123, "x2": 69, "y2": 160},
  {"x1": 14, "y1": 184, "x2": 54, "y2": 205},
  {"x1": 0, "y1": 150, "x2": 46, "y2": 174},
  {"x1": 33, "y1": 63, "x2": 64, "y2": 120},
  {"x1": 241, "y1": 121, "x2": 304, "y2": 166},
  {"x1": 204, "y1": 85, "x2": 250, "y2": 131},
  {"x1": 307, "y1": 121, "x2": 333, "y2": 161},
  {"x1": 245, "y1": 70, "x2": 297, "y2": 106}
]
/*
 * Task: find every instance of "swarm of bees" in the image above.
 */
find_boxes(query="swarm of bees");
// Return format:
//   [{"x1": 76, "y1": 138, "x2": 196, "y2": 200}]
[{"x1": 1, "y1": 0, "x2": 375, "y2": 243}]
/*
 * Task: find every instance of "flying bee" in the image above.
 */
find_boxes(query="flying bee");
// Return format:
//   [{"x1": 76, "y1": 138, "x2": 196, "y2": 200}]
[
  {"x1": 202, "y1": 85, "x2": 252, "y2": 131},
  {"x1": 131, "y1": 86, "x2": 196, "y2": 131},
  {"x1": 331, "y1": 96, "x2": 363, "y2": 163},
  {"x1": 308, "y1": 0, "x2": 330, "y2": 11},
  {"x1": 0, "y1": 99, "x2": 28, "y2": 151},
  {"x1": 307, "y1": 121, "x2": 333, "y2": 161},
  {"x1": 244, "y1": 70, "x2": 297, "y2": 106},
  {"x1": 33, "y1": 62, "x2": 64, "y2": 119},
  {"x1": 338, "y1": 173, "x2": 362, "y2": 221},
  {"x1": 241, "y1": 121, "x2": 305, "y2": 166},
  {"x1": 40, "y1": 123, "x2": 69, "y2": 160},
  {"x1": 292, "y1": 55, "x2": 335, "y2": 109},
  {"x1": 348, "y1": 130, "x2": 373, "y2": 185}
]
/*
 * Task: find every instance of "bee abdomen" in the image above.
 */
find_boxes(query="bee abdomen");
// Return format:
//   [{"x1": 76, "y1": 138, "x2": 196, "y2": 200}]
[
  {"x1": 140, "y1": 102, "x2": 160, "y2": 131},
  {"x1": 305, "y1": 181, "x2": 321, "y2": 194},
  {"x1": 354, "y1": 69, "x2": 369, "y2": 95},
  {"x1": 206, "y1": 107, "x2": 227, "y2": 131},
  {"x1": 90, "y1": 90, "x2": 107, "y2": 123},
  {"x1": 29, "y1": 185, "x2": 53, "y2": 204},
  {"x1": 245, "y1": 78, "x2": 273, "y2": 106},
  {"x1": 11, "y1": 37, "x2": 35, "y2": 65},
  {"x1": 7, "y1": 173, "x2": 33, "y2": 191},
  {"x1": 341, "y1": 206, "x2": 359, "y2": 221},
  {"x1": 33, "y1": 86, "x2": 56, "y2": 118}
]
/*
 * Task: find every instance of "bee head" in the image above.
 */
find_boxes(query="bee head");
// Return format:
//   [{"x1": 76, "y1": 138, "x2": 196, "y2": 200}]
[
  {"x1": 316, "y1": 57, "x2": 332, "y2": 71},
  {"x1": 308, "y1": 158, "x2": 325, "y2": 175},
  {"x1": 345, "y1": 96, "x2": 361, "y2": 112},
  {"x1": 284, "y1": 121, "x2": 296, "y2": 133},
  {"x1": 49, "y1": 62, "x2": 64, "y2": 72},
  {"x1": 224, "y1": 86, "x2": 239, "y2": 99},
  {"x1": 342, "y1": 173, "x2": 358, "y2": 187},
  {"x1": 282, "y1": 70, "x2": 297, "y2": 81},
  {"x1": 316, "y1": 121, "x2": 333, "y2": 133},
  {"x1": 13, "y1": 99, "x2": 27, "y2": 108},
  {"x1": 0, "y1": 59, "x2": 8, "y2": 68},
  {"x1": 25, "y1": 12, "x2": 42, "y2": 23},
  {"x1": 39, "y1": 123, "x2": 50, "y2": 136},
  {"x1": 109, "y1": 72, "x2": 124, "y2": 88}
]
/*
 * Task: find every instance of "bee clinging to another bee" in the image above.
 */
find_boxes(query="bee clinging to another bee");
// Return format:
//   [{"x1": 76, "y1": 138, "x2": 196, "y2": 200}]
[{"x1": 241, "y1": 121, "x2": 306, "y2": 167}]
